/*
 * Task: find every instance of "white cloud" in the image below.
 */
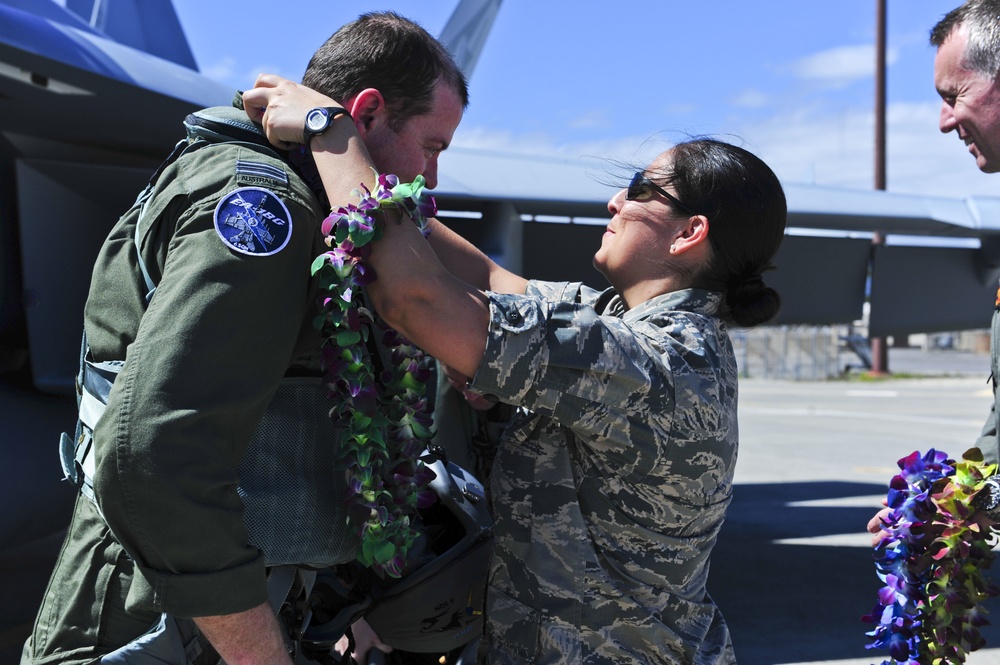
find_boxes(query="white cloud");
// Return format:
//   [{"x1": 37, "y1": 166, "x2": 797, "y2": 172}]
[
  {"x1": 449, "y1": 100, "x2": 998, "y2": 202},
  {"x1": 240, "y1": 63, "x2": 302, "y2": 88},
  {"x1": 790, "y1": 45, "x2": 900, "y2": 88},
  {"x1": 730, "y1": 89, "x2": 769, "y2": 109},
  {"x1": 200, "y1": 56, "x2": 238, "y2": 85},
  {"x1": 451, "y1": 127, "x2": 564, "y2": 155},
  {"x1": 451, "y1": 125, "x2": 672, "y2": 167},
  {"x1": 199, "y1": 57, "x2": 300, "y2": 89},
  {"x1": 737, "y1": 100, "x2": 997, "y2": 198}
]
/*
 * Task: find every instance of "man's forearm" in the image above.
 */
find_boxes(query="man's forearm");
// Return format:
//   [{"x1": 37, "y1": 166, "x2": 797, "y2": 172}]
[{"x1": 194, "y1": 602, "x2": 292, "y2": 665}]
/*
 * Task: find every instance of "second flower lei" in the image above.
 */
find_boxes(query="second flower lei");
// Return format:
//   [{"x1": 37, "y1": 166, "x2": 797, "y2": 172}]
[
  {"x1": 310, "y1": 171, "x2": 438, "y2": 578},
  {"x1": 863, "y1": 448, "x2": 999, "y2": 664}
]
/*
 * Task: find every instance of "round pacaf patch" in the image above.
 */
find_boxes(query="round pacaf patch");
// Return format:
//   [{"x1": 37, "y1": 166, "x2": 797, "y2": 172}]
[{"x1": 213, "y1": 187, "x2": 292, "y2": 256}]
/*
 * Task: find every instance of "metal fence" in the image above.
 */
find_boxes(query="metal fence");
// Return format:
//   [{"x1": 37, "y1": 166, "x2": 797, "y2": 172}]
[
  {"x1": 730, "y1": 326, "x2": 847, "y2": 380},
  {"x1": 729, "y1": 326, "x2": 991, "y2": 381}
]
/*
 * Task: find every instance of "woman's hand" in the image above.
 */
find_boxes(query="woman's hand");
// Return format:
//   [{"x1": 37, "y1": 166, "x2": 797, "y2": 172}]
[
  {"x1": 242, "y1": 73, "x2": 342, "y2": 150},
  {"x1": 334, "y1": 618, "x2": 393, "y2": 665}
]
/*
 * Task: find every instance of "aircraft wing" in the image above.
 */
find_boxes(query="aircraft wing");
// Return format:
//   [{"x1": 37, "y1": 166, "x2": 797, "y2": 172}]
[
  {"x1": 435, "y1": 145, "x2": 1000, "y2": 336},
  {"x1": 439, "y1": 145, "x2": 1000, "y2": 235},
  {"x1": 0, "y1": 1, "x2": 232, "y2": 155}
]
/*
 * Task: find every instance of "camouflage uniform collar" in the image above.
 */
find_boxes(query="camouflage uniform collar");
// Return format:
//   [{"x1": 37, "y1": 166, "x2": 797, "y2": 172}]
[{"x1": 605, "y1": 288, "x2": 723, "y2": 322}]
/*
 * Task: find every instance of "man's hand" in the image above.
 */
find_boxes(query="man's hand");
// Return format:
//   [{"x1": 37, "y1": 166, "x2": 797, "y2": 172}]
[
  {"x1": 242, "y1": 74, "x2": 342, "y2": 150},
  {"x1": 866, "y1": 499, "x2": 892, "y2": 548},
  {"x1": 335, "y1": 618, "x2": 393, "y2": 665},
  {"x1": 194, "y1": 601, "x2": 292, "y2": 665}
]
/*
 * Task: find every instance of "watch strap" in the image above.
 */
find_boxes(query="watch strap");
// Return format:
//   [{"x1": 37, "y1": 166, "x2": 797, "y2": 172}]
[
  {"x1": 303, "y1": 107, "x2": 351, "y2": 144},
  {"x1": 972, "y1": 477, "x2": 1000, "y2": 521}
]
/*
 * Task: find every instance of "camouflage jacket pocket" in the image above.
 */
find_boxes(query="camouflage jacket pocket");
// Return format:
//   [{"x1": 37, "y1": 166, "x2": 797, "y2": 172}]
[{"x1": 485, "y1": 586, "x2": 540, "y2": 663}]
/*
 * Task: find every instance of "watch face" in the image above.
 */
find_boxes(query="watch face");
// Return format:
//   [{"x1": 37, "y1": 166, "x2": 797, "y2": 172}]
[{"x1": 305, "y1": 108, "x2": 328, "y2": 132}]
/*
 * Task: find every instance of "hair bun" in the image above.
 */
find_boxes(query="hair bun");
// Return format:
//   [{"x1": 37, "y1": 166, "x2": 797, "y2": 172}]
[
  {"x1": 725, "y1": 273, "x2": 780, "y2": 328},
  {"x1": 739, "y1": 273, "x2": 764, "y2": 291}
]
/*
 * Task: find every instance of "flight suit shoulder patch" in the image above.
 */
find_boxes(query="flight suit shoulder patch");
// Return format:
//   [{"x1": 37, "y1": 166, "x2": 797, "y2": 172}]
[{"x1": 213, "y1": 187, "x2": 292, "y2": 257}]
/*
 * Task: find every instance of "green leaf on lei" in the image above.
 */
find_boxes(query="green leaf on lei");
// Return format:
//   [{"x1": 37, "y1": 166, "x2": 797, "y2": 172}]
[
  {"x1": 317, "y1": 174, "x2": 438, "y2": 578},
  {"x1": 373, "y1": 540, "x2": 396, "y2": 564},
  {"x1": 336, "y1": 330, "x2": 362, "y2": 346}
]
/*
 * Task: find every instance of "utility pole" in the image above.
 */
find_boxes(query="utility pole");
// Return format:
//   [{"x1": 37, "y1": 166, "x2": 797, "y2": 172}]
[{"x1": 870, "y1": 0, "x2": 890, "y2": 375}]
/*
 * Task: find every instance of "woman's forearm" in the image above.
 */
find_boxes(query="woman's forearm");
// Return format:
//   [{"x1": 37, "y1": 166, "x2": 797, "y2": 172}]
[{"x1": 425, "y1": 218, "x2": 528, "y2": 294}]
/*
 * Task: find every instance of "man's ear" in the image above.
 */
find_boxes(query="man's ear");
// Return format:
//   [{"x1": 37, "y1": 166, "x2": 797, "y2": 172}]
[
  {"x1": 670, "y1": 215, "x2": 710, "y2": 256},
  {"x1": 345, "y1": 88, "x2": 388, "y2": 140}
]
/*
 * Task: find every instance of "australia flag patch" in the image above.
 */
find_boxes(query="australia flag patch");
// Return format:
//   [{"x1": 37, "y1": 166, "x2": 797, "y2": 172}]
[{"x1": 213, "y1": 187, "x2": 292, "y2": 256}]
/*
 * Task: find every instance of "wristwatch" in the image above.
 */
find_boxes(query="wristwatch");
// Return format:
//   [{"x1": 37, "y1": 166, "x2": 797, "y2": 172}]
[
  {"x1": 973, "y1": 477, "x2": 1000, "y2": 522},
  {"x1": 303, "y1": 107, "x2": 351, "y2": 144}
]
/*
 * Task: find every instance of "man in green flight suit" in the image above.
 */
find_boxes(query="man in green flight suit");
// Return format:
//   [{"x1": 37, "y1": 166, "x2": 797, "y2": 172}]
[
  {"x1": 21, "y1": 12, "x2": 466, "y2": 665},
  {"x1": 930, "y1": 0, "x2": 1000, "y2": 468},
  {"x1": 867, "y1": 0, "x2": 1000, "y2": 539}
]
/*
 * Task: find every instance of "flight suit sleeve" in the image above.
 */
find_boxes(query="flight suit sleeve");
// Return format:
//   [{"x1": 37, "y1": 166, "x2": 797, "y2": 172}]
[
  {"x1": 91, "y1": 144, "x2": 325, "y2": 618},
  {"x1": 975, "y1": 400, "x2": 1000, "y2": 466},
  {"x1": 974, "y1": 307, "x2": 1000, "y2": 466}
]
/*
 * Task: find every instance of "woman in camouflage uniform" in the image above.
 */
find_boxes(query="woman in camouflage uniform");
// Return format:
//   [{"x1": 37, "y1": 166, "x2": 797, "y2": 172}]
[{"x1": 247, "y1": 78, "x2": 787, "y2": 664}]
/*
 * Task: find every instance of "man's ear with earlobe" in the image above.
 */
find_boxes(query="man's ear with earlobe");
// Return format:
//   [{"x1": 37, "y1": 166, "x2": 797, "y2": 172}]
[
  {"x1": 346, "y1": 88, "x2": 388, "y2": 139},
  {"x1": 670, "y1": 215, "x2": 710, "y2": 255}
]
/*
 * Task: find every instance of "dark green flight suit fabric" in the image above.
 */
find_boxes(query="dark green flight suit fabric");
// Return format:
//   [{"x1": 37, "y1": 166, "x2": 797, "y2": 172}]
[
  {"x1": 23, "y1": 108, "x2": 327, "y2": 664},
  {"x1": 975, "y1": 287, "x2": 1000, "y2": 466}
]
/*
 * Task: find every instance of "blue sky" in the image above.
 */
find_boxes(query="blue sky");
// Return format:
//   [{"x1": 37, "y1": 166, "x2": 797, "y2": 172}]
[{"x1": 170, "y1": 1, "x2": 996, "y2": 200}]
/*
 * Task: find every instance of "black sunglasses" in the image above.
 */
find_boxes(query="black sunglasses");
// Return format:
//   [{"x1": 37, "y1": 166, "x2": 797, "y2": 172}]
[{"x1": 626, "y1": 172, "x2": 695, "y2": 216}]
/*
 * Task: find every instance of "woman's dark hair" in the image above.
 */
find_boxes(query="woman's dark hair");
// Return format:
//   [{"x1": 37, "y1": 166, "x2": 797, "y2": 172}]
[
  {"x1": 648, "y1": 138, "x2": 787, "y2": 328},
  {"x1": 302, "y1": 12, "x2": 469, "y2": 132}
]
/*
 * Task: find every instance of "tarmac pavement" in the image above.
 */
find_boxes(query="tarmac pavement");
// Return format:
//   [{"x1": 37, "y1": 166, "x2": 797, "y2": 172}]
[
  {"x1": 6, "y1": 347, "x2": 1000, "y2": 665},
  {"x1": 712, "y1": 348, "x2": 1000, "y2": 664}
]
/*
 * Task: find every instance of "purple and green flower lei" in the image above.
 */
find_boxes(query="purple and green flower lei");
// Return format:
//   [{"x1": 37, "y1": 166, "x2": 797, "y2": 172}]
[
  {"x1": 310, "y1": 171, "x2": 437, "y2": 578},
  {"x1": 864, "y1": 448, "x2": 999, "y2": 664}
]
